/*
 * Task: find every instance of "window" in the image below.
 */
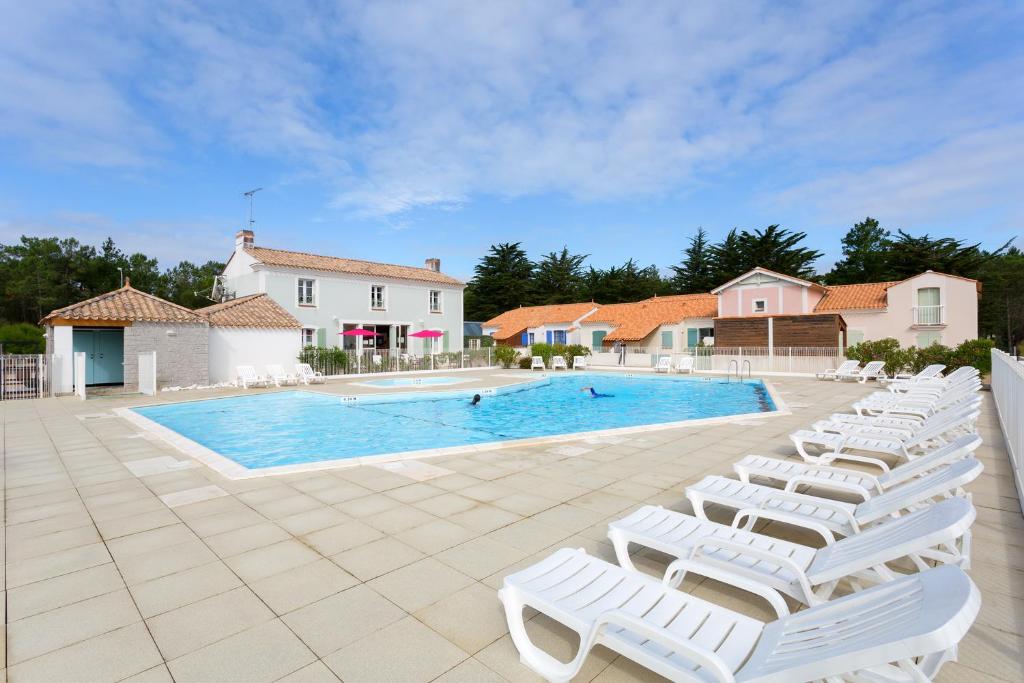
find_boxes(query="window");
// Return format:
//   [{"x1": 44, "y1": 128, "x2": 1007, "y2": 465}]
[
  {"x1": 916, "y1": 287, "x2": 941, "y2": 324},
  {"x1": 302, "y1": 328, "x2": 316, "y2": 347},
  {"x1": 698, "y1": 327, "x2": 714, "y2": 344},
  {"x1": 917, "y1": 331, "x2": 942, "y2": 347},
  {"x1": 847, "y1": 330, "x2": 865, "y2": 346},
  {"x1": 528, "y1": 332, "x2": 535, "y2": 345},
  {"x1": 297, "y1": 279, "x2": 315, "y2": 306},
  {"x1": 752, "y1": 299, "x2": 767, "y2": 313},
  {"x1": 552, "y1": 330, "x2": 567, "y2": 344},
  {"x1": 370, "y1": 285, "x2": 386, "y2": 310},
  {"x1": 429, "y1": 290, "x2": 442, "y2": 313},
  {"x1": 468, "y1": 338, "x2": 481, "y2": 350}
]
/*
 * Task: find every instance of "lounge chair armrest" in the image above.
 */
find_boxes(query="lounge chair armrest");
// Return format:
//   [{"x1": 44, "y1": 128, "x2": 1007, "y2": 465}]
[
  {"x1": 731, "y1": 507, "x2": 836, "y2": 545},
  {"x1": 593, "y1": 609, "x2": 737, "y2": 683},
  {"x1": 800, "y1": 466, "x2": 885, "y2": 495},
  {"x1": 760, "y1": 491, "x2": 861, "y2": 533},
  {"x1": 824, "y1": 451, "x2": 892, "y2": 472},
  {"x1": 784, "y1": 476, "x2": 873, "y2": 501},
  {"x1": 686, "y1": 538, "x2": 816, "y2": 607}
]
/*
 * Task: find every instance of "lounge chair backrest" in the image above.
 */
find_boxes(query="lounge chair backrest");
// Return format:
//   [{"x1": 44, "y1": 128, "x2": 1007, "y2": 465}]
[
  {"x1": 856, "y1": 457, "x2": 982, "y2": 523},
  {"x1": 879, "y1": 434, "x2": 982, "y2": 487},
  {"x1": 738, "y1": 564, "x2": 979, "y2": 682},
  {"x1": 296, "y1": 363, "x2": 314, "y2": 378},
  {"x1": 237, "y1": 365, "x2": 258, "y2": 379},
  {"x1": 860, "y1": 360, "x2": 885, "y2": 374},
  {"x1": 807, "y1": 497, "x2": 975, "y2": 583},
  {"x1": 904, "y1": 409, "x2": 980, "y2": 448},
  {"x1": 915, "y1": 364, "x2": 946, "y2": 379},
  {"x1": 678, "y1": 356, "x2": 694, "y2": 368},
  {"x1": 836, "y1": 360, "x2": 860, "y2": 373}
]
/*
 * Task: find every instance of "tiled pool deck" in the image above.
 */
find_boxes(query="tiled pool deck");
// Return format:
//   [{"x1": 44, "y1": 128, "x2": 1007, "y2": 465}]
[{"x1": 0, "y1": 370, "x2": 1020, "y2": 682}]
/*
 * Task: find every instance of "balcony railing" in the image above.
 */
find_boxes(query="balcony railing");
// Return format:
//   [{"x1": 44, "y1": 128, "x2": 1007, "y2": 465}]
[{"x1": 913, "y1": 304, "x2": 944, "y2": 325}]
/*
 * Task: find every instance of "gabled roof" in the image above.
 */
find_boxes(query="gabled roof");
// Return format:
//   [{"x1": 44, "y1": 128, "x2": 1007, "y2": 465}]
[
  {"x1": 711, "y1": 267, "x2": 825, "y2": 294},
  {"x1": 815, "y1": 282, "x2": 897, "y2": 311},
  {"x1": 41, "y1": 283, "x2": 205, "y2": 325},
  {"x1": 196, "y1": 294, "x2": 301, "y2": 329},
  {"x1": 584, "y1": 294, "x2": 718, "y2": 342},
  {"x1": 243, "y1": 246, "x2": 463, "y2": 286},
  {"x1": 483, "y1": 303, "x2": 599, "y2": 340}
]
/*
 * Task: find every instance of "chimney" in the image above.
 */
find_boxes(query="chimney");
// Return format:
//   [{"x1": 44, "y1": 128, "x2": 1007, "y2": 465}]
[
  {"x1": 235, "y1": 229, "x2": 254, "y2": 251},
  {"x1": 425, "y1": 258, "x2": 441, "y2": 272}
]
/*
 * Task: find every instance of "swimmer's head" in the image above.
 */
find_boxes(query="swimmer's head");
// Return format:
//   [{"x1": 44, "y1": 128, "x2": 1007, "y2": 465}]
[{"x1": 470, "y1": 394, "x2": 481, "y2": 405}]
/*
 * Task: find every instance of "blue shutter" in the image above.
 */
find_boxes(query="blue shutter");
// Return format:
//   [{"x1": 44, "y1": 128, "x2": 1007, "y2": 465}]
[
  {"x1": 546, "y1": 330, "x2": 553, "y2": 344},
  {"x1": 521, "y1": 332, "x2": 529, "y2": 346}
]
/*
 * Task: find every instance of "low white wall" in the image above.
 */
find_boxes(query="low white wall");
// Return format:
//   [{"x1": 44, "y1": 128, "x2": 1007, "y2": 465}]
[
  {"x1": 208, "y1": 328, "x2": 302, "y2": 384},
  {"x1": 51, "y1": 325, "x2": 75, "y2": 394}
]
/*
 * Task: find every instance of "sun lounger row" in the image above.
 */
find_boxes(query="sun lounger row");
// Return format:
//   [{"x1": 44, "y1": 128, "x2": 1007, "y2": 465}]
[
  {"x1": 236, "y1": 363, "x2": 325, "y2": 388},
  {"x1": 500, "y1": 366, "x2": 984, "y2": 682}
]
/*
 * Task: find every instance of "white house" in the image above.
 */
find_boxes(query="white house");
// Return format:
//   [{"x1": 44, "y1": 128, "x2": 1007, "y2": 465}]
[{"x1": 220, "y1": 230, "x2": 465, "y2": 355}]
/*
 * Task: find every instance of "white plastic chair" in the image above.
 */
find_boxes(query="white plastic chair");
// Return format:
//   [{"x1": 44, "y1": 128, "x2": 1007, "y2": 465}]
[
  {"x1": 815, "y1": 359, "x2": 859, "y2": 381},
  {"x1": 499, "y1": 547, "x2": 978, "y2": 683},
  {"x1": 266, "y1": 364, "x2": 298, "y2": 387},
  {"x1": 685, "y1": 456, "x2": 983, "y2": 537},
  {"x1": 675, "y1": 356, "x2": 695, "y2": 374},
  {"x1": 572, "y1": 355, "x2": 587, "y2": 370},
  {"x1": 838, "y1": 360, "x2": 886, "y2": 383},
  {"x1": 733, "y1": 434, "x2": 982, "y2": 494},
  {"x1": 294, "y1": 363, "x2": 325, "y2": 384},
  {"x1": 530, "y1": 356, "x2": 545, "y2": 370},
  {"x1": 654, "y1": 356, "x2": 672, "y2": 373},
  {"x1": 881, "y1": 363, "x2": 946, "y2": 386},
  {"x1": 550, "y1": 356, "x2": 568, "y2": 371},
  {"x1": 236, "y1": 366, "x2": 270, "y2": 389},
  {"x1": 607, "y1": 497, "x2": 975, "y2": 606}
]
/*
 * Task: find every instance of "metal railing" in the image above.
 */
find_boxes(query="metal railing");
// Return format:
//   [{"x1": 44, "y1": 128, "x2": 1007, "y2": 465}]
[
  {"x1": 589, "y1": 346, "x2": 845, "y2": 375},
  {"x1": 297, "y1": 347, "x2": 495, "y2": 377},
  {"x1": 1, "y1": 354, "x2": 51, "y2": 400},
  {"x1": 991, "y1": 349, "x2": 1024, "y2": 513},
  {"x1": 913, "y1": 305, "x2": 944, "y2": 325}
]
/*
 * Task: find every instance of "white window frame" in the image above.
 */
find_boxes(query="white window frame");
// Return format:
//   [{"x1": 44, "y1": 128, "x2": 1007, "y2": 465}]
[
  {"x1": 528, "y1": 332, "x2": 535, "y2": 345},
  {"x1": 752, "y1": 298, "x2": 767, "y2": 314},
  {"x1": 552, "y1": 329, "x2": 567, "y2": 345},
  {"x1": 296, "y1": 278, "x2": 317, "y2": 307},
  {"x1": 369, "y1": 284, "x2": 387, "y2": 311},
  {"x1": 301, "y1": 327, "x2": 316, "y2": 346},
  {"x1": 429, "y1": 289, "x2": 442, "y2": 313}
]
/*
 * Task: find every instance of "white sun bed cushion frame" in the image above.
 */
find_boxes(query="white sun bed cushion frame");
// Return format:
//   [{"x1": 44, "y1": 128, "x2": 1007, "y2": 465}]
[
  {"x1": 295, "y1": 363, "x2": 325, "y2": 384},
  {"x1": 499, "y1": 547, "x2": 979, "y2": 683},
  {"x1": 236, "y1": 365, "x2": 270, "y2": 389}
]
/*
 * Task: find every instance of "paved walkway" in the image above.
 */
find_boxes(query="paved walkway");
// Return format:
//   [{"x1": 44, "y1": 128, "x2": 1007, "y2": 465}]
[{"x1": 1, "y1": 372, "x2": 1021, "y2": 682}]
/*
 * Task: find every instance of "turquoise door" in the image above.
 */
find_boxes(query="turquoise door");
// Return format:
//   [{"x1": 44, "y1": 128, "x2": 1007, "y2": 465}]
[{"x1": 72, "y1": 329, "x2": 125, "y2": 385}]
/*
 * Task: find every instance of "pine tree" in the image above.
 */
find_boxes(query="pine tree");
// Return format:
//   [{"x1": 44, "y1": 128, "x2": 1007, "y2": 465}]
[
  {"x1": 463, "y1": 242, "x2": 535, "y2": 321},
  {"x1": 669, "y1": 227, "x2": 716, "y2": 293},
  {"x1": 532, "y1": 247, "x2": 588, "y2": 304},
  {"x1": 825, "y1": 218, "x2": 893, "y2": 284}
]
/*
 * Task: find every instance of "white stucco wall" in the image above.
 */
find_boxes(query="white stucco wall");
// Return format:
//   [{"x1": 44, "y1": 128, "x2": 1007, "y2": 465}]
[
  {"x1": 49, "y1": 325, "x2": 75, "y2": 394},
  {"x1": 208, "y1": 327, "x2": 303, "y2": 383}
]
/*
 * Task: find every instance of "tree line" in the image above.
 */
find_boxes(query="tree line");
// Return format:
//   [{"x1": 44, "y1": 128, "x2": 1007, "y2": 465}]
[{"x1": 464, "y1": 218, "x2": 1022, "y2": 351}]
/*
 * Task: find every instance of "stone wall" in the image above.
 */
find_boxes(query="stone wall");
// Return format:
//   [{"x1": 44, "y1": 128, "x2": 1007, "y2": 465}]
[{"x1": 123, "y1": 322, "x2": 209, "y2": 389}]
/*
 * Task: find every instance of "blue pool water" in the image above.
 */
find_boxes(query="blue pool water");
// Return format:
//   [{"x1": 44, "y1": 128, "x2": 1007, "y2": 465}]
[
  {"x1": 358, "y1": 376, "x2": 470, "y2": 387},
  {"x1": 133, "y1": 374, "x2": 775, "y2": 469}
]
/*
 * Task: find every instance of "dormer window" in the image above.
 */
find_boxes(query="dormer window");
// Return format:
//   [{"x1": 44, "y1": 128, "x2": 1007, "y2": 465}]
[{"x1": 752, "y1": 299, "x2": 767, "y2": 313}]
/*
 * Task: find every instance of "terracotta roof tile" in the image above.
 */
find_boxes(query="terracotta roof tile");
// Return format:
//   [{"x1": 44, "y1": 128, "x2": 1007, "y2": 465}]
[
  {"x1": 815, "y1": 282, "x2": 897, "y2": 311},
  {"x1": 244, "y1": 246, "x2": 463, "y2": 286},
  {"x1": 41, "y1": 284, "x2": 205, "y2": 324},
  {"x1": 196, "y1": 294, "x2": 301, "y2": 329},
  {"x1": 483, "y1": 303, "x2": 599, "y2": 341},
  {"x1": 585, "y1": 294, "x2": 718, "y2": 341}
]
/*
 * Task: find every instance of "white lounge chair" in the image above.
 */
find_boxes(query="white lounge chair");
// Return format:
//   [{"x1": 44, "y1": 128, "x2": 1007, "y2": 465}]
[
  {"x1": 815, "y1": 359, "x2": 859, "y2": 381},
  {"x1": 685, "y1": 456, "x2": 982, "y2": 537},
  {"x1": 572, "y1": 355, "x2": 587, "y2": 370},
  {"x1": 654, "y1": 356, "x2": 672, "y2": 373},
  {"x1": 733, "y1": 434, "x2": 982, "y2": 494},
  {"x1": 530, "y1": 356, "x2": 545, "y2": 370},
  {"x1": 499, "y1": 548, "x2": 978, "y2": 683},
  {"x1": 608, "y1": 497, "x2": 975, "y2": 606},
  {"x1": 812, "y1": 398, "x2": 981, "y2": 440},
  {"x1": 550, "y1": 355, "x2": 568, "y2": 371},
  {"x1": 887, "y1": 366, "x2": 978, "y2": 394},
  {"x1": 295, "y1": 363, "x2": 325, "y2": 384},
  {"x1": 881, "y1": 363, "x2": 946, "y2": 386},
  {"x1": 236, "y1": 365, "x2": 270, "y2": 389},
  {"x1": 837, "y1": 360, "x2": 886, "y2": 383},
  {"x1": 853, "y1": 381, "x2": 980, "y2": 418},
  {"x1": 789, "y1": 408, "x2": 980, "y2": 469},
  {"x1": 675, "y1": 356, "x2": 695, "y2": 374},
  {"x1": 266, "y1": 364, "x2": 299, "y2": 387}
]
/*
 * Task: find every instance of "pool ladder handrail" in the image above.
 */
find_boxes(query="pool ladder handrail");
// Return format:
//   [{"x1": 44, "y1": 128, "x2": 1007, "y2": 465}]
[{"x1": 726, "y1": 359, "x2": 753, "y2": 382}]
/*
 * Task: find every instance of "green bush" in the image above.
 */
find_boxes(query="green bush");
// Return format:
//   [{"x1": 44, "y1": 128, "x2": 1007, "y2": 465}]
[
  {"x1": 912, "y1": 342, "x2": 952, "y2": 373},
  {"x1": 297, "y1": 345, "x2": 349, "y2": 375},
  {"x1": 494, "y1": 345, "x2": 520, "y2": 369},
  {"x1": 0, "y1": 323, "x2": 45, "y2": 354},
  {"x1": 950, "y1": 338, "x2": 995, "y2": 375},
  {"x1": 845, "y1": 338, "x2": 915, "y2": 375},
  {"x1": 846, "y1": 337, "x2": 993, "y2": 375},
  {"x1": 518, "y1": 357, "x2": 533, "y2": 369},
  {"x1": 529, "y1": 342, "x2": 555, "y2": 366},
  {"x1": 529, "y1": 342, "x2": 591, "y2": 368}
]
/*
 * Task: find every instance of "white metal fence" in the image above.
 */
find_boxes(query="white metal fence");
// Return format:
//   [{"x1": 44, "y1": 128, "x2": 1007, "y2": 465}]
[
  {"x1": 0, "y1": 354, "x2": 51, "y2": 400},
  {"x1": 587, "y1": 347, "x2": 845, "y2": 375},
  {"x1": 298, "y1": 347, "x2": 496, "y2": 377},
  {"x1": 991, "y1": 349, "x2": 1024, "y2": 513}
]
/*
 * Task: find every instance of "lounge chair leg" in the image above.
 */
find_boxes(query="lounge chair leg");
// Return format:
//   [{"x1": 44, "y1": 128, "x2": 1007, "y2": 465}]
[
  {"x1": 608, "y1": 530, "x2": 637, "y2": 572},
  {"x1": 498, "y1": 588, "x2": 583, "y2": 683}
]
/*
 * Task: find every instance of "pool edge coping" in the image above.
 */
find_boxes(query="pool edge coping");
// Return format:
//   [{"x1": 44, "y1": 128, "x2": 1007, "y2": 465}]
[{"x1": 113, "y1": 376, "x2": 790, "y2": 480}]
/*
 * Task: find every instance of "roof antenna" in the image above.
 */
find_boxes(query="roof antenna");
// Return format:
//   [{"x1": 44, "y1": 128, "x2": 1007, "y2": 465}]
[{"x1": 243, "y1": 187, "x2": 263, "y2": 230}]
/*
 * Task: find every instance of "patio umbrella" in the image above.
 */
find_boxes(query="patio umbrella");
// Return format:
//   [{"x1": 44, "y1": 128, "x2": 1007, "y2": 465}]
[
  {"x1": 339, "y1": 328, "x2": 382, "y2": 373},
  {"x1": 409, "y1": 329, "x2": 443, "y2": 356}
]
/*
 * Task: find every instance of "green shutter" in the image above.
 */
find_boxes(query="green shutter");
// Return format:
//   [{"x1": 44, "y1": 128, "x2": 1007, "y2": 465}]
[
  {"x1": 442, "y1": 331, "x2": 449, "y2": 351},
  {"x1": 686, "y1": 328, "x2": 699, "y2": 347},
  {"x1": 591, "y1": 330, "x2": 607, "y2": 350},
  {"x1": 661, "y1": 331, "x2": 673, "y2": 349},
  {"x1": 316, "y1": 328, "x2": 327, "y2": 348}
]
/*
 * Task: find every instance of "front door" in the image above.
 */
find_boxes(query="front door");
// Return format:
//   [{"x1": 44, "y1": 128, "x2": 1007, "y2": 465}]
[{"x1": 72, "y1": 329, "x2": 125, "y2": 385}]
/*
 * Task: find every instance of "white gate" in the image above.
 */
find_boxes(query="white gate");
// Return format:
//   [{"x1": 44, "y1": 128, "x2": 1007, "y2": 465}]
[
  {"x1": 139, "y1": 351, "x2": 157, "y2": 396},
  {"x1": 0, "y1": 354, "x2": 51, "y2": 400}
]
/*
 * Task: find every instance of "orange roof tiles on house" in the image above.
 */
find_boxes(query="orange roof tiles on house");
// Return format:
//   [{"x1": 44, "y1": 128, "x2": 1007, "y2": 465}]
[
  {"x1": 585, "y1": 294, "x2": 718, "y2": 342},
  {"x1": 196, "y1": 294, "x2": 301, "y2": 329},
  {"x1": 483, "y1": 303, "x2": 599, "y2": 341},
  {"x1": 41, "y1": 283, "x2": 206, "y2": 325},
  {"x1": 243, "y1": 246, "x2": 463, "y2": 286},
  {"x1": 815, "y1": 282, "x2": 897, "y2": 311}
]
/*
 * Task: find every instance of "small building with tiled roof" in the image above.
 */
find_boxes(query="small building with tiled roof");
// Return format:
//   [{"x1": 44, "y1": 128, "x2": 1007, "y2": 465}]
[
  {"x1": 41, "y1": 282, "x2": 210, "y2": 393},
  {"x1": 196, "y1": 294, "x2": 301, "y2": 329},
  {"x1": 220, "y1": 230, "x2": 465, "y2": 357},
  {"x1": 579, "y1": 294, "x2": 719, "y2": 353},
  {"x1": 482, "y1": 303, "x2": 599, "y2": 346}
]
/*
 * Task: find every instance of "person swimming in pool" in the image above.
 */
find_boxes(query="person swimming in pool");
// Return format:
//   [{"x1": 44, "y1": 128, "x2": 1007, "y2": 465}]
[
  {"x1": 470, "y1": 394, "x2": 481, "y2": 406},
  {"x1": 580, "y1": 386, "x2": 613, "y2": 398}
]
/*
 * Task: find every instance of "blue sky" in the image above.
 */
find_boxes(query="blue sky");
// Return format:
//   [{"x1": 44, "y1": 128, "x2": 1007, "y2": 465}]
[{"x1": 1, "y1": 1, "x2": 1022, "y2": 281}]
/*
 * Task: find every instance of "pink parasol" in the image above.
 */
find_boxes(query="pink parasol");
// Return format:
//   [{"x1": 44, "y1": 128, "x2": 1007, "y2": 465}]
[
  {"x1": 408, "y1": 329, "x2": 443, "y2": 338},
  {"x1": 340, "y1": 328, "x2": 381, "y2": 336}
]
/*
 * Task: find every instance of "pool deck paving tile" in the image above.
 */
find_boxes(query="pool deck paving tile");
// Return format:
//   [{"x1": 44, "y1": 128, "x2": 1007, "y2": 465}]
[{"x1": 1, "y1": 369, "x2": 1022, "y2": 681}]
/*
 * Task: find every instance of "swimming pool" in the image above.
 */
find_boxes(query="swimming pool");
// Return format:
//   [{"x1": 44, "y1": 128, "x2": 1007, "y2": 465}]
[
  {"x1": 354, "y1": 376, "x2": 474, "y2": 388},
  {"x1": 127, "y1": 374, "x2": 778, "y2": 475}
]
